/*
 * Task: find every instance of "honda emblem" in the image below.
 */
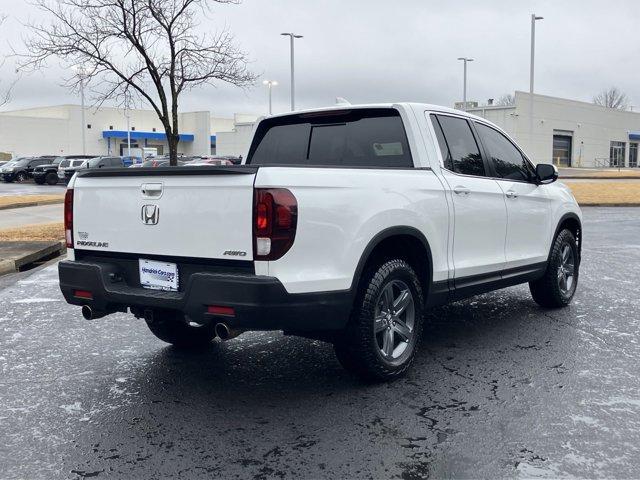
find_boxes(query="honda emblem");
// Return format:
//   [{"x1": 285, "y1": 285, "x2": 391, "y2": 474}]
[{"x1": 141, "y1": 205, "x2": 160, "y2": 225}]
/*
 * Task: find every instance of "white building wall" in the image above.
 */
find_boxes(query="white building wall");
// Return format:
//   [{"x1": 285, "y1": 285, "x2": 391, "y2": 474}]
[
  {"x1": 216, "y1": 123, "x2": 256, "y2": 158},
  {"x1": 468, "y1": 91, "x2": 640, "y2": 167},
  {"x1": 0, "y1": 104, "x2": 257, "y2": 158}
]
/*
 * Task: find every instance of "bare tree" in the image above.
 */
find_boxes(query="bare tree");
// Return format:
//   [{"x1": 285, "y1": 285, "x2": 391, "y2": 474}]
[
  {"x1": 593, "y1": 87, "x2": 630, "y2": 110},
  {"x1": 0, "y1": 14, "x2": 15, "y2": 107},
  {"x1": 495, "y1": 93, "x2": 515, "y2": 106},
  {"x1": 22, "y1": 0, "x2": 256, "y2": 165}
]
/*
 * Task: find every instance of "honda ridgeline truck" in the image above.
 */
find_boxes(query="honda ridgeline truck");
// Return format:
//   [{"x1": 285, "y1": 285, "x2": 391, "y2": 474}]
[{"x1": 59, "y1": 104, "x2": 582, "y2": 380}]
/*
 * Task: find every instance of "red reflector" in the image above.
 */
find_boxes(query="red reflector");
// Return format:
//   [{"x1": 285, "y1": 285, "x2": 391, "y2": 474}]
[
  {"x1": 74, "y1": 290, "x2": 93, "y2": 299},
  {"x1": 64, "y1": 189, "x2": 74, "y2": 248},
  {"x1": 256, "y1": 202, "x2": 269, "y2": 231},
  {"x1": 207, "y1": 305, "x2": 235, "y2": 316}
]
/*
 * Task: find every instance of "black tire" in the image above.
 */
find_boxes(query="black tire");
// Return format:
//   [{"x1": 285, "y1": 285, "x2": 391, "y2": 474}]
[
  {"x1": 45, "y1": 173, "x2": 59, "y2": 185},
  {"x1": 334, "y1": 258, "x2": 424, "y2": 381},
  {"x1": 529, "y1": 229, "x2": 579, "y2": 308},
  {"x1": 15, "y1": 172, "x2": 28, "y2": 183},
  {"x1": 145, "y1": 310, "x2": 216, "y2": 348}
]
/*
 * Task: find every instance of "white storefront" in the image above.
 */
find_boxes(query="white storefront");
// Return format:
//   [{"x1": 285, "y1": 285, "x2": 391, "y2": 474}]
[
  {"x1": 0, "y1": 105, "x2": 257, "y2": 158},
  {"x1": 467, "y1": 92, "x2": 640, "y2": 168}
]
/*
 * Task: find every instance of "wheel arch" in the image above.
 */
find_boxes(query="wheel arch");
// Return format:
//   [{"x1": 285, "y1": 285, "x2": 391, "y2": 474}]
[
  {"x1": 552, "y1": 212, "x2": 582, "y2": 262},
  {"x1": 349, "y1": 226, "x2": 433, "y2": 300}
]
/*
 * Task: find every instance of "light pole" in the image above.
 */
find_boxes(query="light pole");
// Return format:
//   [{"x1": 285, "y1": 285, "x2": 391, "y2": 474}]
[
  {"x1": 281, "y1": 32, "x2": 303, "y2": 111},
  {"x1": 530, "y1": 14, "x2": 544, "y2": 95},
  {"x1": 262, "y1": 80, "x2": 278, "y2": 115},
  {"x1": 72, "y1": 66, "x2": 87, "y2": 155},
  {"x1": 457, "y1": 57, "x2": 473, "y2": 111},
  {"x1": 124, "y1": 90, "x2": 132, "y2": 159},
  {"x1": 530, "y1": 14, "x2": 543, "y2": 155}
]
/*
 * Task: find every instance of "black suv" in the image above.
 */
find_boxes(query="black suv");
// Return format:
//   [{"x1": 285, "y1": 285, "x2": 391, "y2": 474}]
[
  {"x1": 34, "y1": 155, "x2": 93, "y2": 185},
  {"x1": 1, "y1": 157, "x2": 56, "y2": 183},
  {"x1": 59, "y1": 156, "x2": 124, "y2": 183}
]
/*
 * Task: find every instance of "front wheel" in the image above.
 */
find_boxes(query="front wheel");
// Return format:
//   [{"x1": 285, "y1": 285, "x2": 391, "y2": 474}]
[
  {"x1": 145, "y1": 310, "x2": 217, "y2": 348},
  {"x1": 15, "y1": 172, "x2": 28, "y2": 183},
  {"x1": 334, "y1": 259, "x2": 424, "y2": 381},
  {"x1": 529, "y1": 229, "x2": 579, "y2": 308}
]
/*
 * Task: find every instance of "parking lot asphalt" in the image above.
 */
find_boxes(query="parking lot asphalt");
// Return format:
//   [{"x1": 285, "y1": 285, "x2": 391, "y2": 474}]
[
  {"x1": 0, "y1": 181, "x2": 66, "y2": 196},
  {"x1": 0, "y1": 203, "x2": 63, "y2": 229},
  {"x1": 1, "y1": 207, "x2": 639, "y2": 479}
]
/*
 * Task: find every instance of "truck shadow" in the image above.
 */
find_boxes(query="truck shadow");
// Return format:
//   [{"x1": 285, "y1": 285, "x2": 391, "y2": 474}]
[{"x1": 64, "y1": 286, "x2": 578, "y2": 477}]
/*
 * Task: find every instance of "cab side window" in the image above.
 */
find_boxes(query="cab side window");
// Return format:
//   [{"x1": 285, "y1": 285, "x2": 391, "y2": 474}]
[
  {"x1": 430, "y1": 114, "x2": 454, "y2": 171},
  {"x1": 475, "y1": 123, "x2": 534, "y2": 182},
  {"x1": 434, "y1": 115, "x2": 486, "y2": 177}
]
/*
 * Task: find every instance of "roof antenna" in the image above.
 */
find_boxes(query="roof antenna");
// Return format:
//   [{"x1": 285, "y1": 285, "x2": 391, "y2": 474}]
[{"x1": 335, "y1": 97, "x2": 351, "y2": 106}]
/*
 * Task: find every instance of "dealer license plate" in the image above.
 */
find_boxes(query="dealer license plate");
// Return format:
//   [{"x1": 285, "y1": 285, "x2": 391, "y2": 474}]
[{"x1": 139, "y1": 259, "x2": 179, "y2": 291}]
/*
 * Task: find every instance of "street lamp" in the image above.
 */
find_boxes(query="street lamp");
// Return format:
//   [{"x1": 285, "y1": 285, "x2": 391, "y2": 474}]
[
  {"x1": 262, "y1": 80, "x2": 278, "y2": 115},
  {"x1": 72, "y1": 65, "x2": 87, "y2": 155},
  {"x1": 530, "y1": 14, "x2": 544, "y2": 94},
  {"x1": 457, "y1": 57, "x2": 474, "y2": 111},
  {"x1": 281, "y1": 32, "x2": 303, "y2": 111}
]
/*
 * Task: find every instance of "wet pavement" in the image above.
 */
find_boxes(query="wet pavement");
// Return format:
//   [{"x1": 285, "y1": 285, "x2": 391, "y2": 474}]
[
  {"x1": 0, "y1": 181, "x2": 65, "y2": 196},
  {"x1": 1, "y1": 207, "x2": 639, "y2": 479}
]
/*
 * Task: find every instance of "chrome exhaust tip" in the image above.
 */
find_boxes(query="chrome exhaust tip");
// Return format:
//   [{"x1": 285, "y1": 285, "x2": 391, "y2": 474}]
[
  {"x1": 215, "y1": 322, "x2": 244, "y2": 341},
  {"x1": 81, "y1": 305, "x2": 94, "y2": 320},
  {"x1": 81, "y1": 305, "x2": 111, "y2": 320}
]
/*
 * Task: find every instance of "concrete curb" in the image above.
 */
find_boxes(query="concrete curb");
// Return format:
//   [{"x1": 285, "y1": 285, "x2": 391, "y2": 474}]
[
  {"x1": 561, "y1": 176, "x2": 640, "y2": 180},
  {"x1": 0, "y1": 240, "x2": 66, "y2": 276},
  {"x1": 0, "y1": 199, "x2": 64, "y2": 211},
  {"x1": 580, "y1": 203, "x2": 640, "y2": 207}
]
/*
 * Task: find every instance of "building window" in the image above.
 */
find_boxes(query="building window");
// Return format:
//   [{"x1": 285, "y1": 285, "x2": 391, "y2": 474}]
[
  {"x1": 109, "y1": 125, "x2": 113, "y2": 130},
  {"x1": 152, "y1": 127, "x2": 156, "y2": 132},
  {"x1": 630, "y1": 143, "x2": 638, "y2": 168},
  {"x1": 87, "y1": 124, "x2": 92, "y2": 129},
  {"x1": 131, "y1": 127, "x2": 136, "y2": 131},
  {"x1": 610, "y1": 141, "x2": 626, "y2": 167}
]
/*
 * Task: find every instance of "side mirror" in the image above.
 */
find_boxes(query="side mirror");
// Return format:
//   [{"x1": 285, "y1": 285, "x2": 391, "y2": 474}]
[{"x1": 536, "y1": 163, "x2": 558, "y2": 184}]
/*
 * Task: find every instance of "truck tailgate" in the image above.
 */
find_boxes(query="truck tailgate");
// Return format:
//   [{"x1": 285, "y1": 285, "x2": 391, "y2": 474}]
[{"x1": 72, "y1": 167, "x2": 257, "y2": 260}]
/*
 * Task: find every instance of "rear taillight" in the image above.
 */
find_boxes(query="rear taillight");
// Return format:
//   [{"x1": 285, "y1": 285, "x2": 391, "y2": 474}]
[
  {"x1": 64, "y1": 189, "x2": 74, "y2": 248},
  {"x1": 253, "y1": 188, "x2": 297, "y2": 261}
]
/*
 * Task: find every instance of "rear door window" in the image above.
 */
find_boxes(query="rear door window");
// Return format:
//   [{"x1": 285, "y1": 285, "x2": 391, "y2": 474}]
[
  {"x1": 474, "y1": 123, "x2": 535, "y2": 182},
  {"x1": 435, "y1": 115, "x2": 486, "y2": 177},
  {"x1": 248, "y1": 109, "x2": 413, "y2": 168}
]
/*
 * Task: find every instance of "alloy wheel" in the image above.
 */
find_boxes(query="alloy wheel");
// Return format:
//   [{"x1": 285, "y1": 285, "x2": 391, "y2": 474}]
[
  {"x1": 374, "y1": 280, "x2": 415, "y2": 360},
  {"x1": 557, "y1": 243, "x2": 575, "y2": 296}
]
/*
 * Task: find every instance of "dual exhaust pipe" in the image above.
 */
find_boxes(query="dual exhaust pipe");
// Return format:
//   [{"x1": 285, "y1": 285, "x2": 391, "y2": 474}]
[{"x1": 82, "y1": 305, "x2": 244, "y2": 341}]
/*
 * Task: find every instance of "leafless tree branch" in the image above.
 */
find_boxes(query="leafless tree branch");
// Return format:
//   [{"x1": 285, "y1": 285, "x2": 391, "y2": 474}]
[
  {"x1": 593, "y1": 87, "x2": 630, "y2": 110},
  {"x1": 20, "y1": 0, "x2": 256, "y2": 164}
]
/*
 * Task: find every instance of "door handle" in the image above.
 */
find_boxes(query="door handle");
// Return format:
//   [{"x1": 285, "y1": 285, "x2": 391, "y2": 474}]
[
  {"x1": 453, "y1": 186, "x2": 471, "y2": 195},
  {"x1": 505, "y1": 190, "x2": 518, "y2": 199}
]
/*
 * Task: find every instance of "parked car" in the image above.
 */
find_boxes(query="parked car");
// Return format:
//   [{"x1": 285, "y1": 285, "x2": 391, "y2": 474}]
[
  {"x1": 186, "y1": 158, "x2": 233, "y2": 166},
  {"x1": 1, "y1": 157, "x2": 54, "y2": 183},
  {"x1": 138, "y1": 158, "x2": 188, "y2": 168},
  {"x1": 58, "y1": 103, "x2": 582, "y2": 381},
  {"x1": 59, "y1": 156, "x2": 124, "y2": 183},
  {"x1": 33, "y1": 156, "x2": 90, "y2": 185}
]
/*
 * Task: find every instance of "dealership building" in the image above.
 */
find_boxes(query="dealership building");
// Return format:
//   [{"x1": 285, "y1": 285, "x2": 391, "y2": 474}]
[
  {"x1": 0, "y1": 104, "x2": 258, "y2": 159},
  {"x1": 3, "y1": 92, "x2": 640, "y2": 168},
  {"x1": 467, "y1": 91, "x2": 640, "y2": 168}
]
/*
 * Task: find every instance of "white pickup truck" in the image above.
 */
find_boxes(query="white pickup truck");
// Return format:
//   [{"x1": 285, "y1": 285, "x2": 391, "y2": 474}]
[{"x1": 59, "y1": 103, "x2": 582, "y2": 380}]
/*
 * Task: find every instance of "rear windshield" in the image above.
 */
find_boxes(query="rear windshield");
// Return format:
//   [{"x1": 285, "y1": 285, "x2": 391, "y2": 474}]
[
  {"x1": 247, "y1": 108, "x2": 413, "y2": 168},
  {"x1": 71, "y1": 160, "x2": 86, "y2": 167}
]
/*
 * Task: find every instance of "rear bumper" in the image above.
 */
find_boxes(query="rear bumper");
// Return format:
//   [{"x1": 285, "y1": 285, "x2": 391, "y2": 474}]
[{"x1": 58, "y1": 260, "x2": 352, "y2": 332}]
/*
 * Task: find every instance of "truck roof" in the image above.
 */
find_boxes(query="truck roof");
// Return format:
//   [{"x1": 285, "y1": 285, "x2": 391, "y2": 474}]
[{"x1": 266, "y1": 102, "x2": 489, "y2": 123}]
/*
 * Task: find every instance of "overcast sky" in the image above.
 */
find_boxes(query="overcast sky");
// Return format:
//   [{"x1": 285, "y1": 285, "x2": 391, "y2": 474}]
[{"x1": 1, "y1": 0, "x2": 639, "y2": 118}]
